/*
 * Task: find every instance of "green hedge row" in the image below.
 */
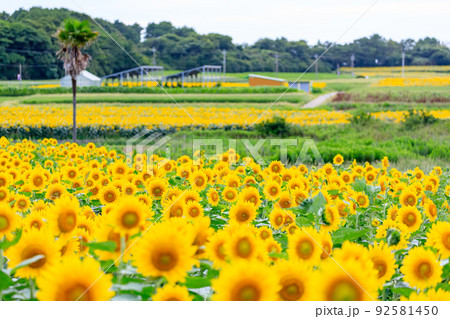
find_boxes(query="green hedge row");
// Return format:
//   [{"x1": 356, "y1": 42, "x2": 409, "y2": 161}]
[{"x1": 0, "y1": 85, "x2": 297, "y2": 96}]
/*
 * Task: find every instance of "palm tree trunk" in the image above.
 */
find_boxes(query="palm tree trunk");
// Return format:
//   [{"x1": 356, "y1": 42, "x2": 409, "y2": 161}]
[{"x1": 72, "y1": 77, "x2": 77, "y2": 142}]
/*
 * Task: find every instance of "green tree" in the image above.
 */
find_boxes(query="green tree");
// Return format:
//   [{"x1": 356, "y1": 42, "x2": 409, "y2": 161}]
[{"x1": 55, "y1": 19, "x2": 99, "y2": 142}]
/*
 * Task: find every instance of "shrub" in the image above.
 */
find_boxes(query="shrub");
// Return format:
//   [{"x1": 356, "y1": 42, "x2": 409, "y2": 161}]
[
  {"x1": 403, "y1": 110, "x2": 437, "y2": 127},
  {"x1": 350, "y1": 110, "x2": 373, "y2": 125},
  {"x1": 254, "y1": 116, "x2": 291, "y2": 137}
]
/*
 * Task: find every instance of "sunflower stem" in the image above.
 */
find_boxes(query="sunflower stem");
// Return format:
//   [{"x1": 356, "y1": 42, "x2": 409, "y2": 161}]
[
  {"x1": 29, "y1": 277, "x2": 35, "y2": 300},
  {"x1": 0, "y1": 248, "x2": 3, "y2": 301},
  {"x1": 116, "y1": 236, "x2": 127, "y2": 285}
]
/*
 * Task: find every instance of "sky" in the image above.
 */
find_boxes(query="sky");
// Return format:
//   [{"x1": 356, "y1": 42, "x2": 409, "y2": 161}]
[{"x1": 3, "y1": 0, "x2": 450, "y2": 45}]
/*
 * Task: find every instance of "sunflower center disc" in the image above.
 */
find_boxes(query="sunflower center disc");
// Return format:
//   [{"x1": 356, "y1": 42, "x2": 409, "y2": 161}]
[
  {"x1": 330, "y1": 281, "x2": 359, "y2": 301},
  {"x1": 0, "y1": 215, "x2": 9, "y2": 230},
  {"x1": 418, "y1": 262, "x2": 432, "y2": 279},
  {"x1": 122, "y1": 212, "x2": 139, "y2": 228}
]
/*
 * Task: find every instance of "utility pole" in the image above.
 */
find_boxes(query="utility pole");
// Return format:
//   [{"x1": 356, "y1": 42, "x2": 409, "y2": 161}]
[
  {"x1": 151, "y1": 47, "x2": 156, "y2": 66},
  {"x1": 337, "y1": 63, "x2": 340, "y2": 77},
  {"x1": 314, "y1": 54, "x2": 319, "y2": 80},
  {"x1": 351, "y1": 54, "x2": 355, "y2": 77},
  {"x1": 275, "y1": 52, "x2": 279, "y2": 78},
  {"x1": 402, "y1": 50, "x2": 405, "y2": 78},
  {"x1": 222, "y1": 49, "x2": 226, "y2": 83},
  {"x1": 19, "y1": 63, "x2": 22, "y2": 87}
]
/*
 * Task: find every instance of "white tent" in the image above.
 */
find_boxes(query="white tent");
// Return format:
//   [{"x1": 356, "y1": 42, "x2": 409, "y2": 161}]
[{"x1": 60, "y1": 70, "x2": 101, "y2": 87}]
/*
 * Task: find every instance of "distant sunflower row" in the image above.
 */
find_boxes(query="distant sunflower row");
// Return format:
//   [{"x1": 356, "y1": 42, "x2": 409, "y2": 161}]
[
  {"x1": 0, "y1": 137, "x2": 449, "y2": 301},
  {"x1": 2, "y1": 105, "x2": 449, "y2": 140},
  {"x1": 374, "y1": 77, "x2": 450, "y2": 87},
  {"x1": 0, "y1": 105, "x2": 351, "y2": 139}
]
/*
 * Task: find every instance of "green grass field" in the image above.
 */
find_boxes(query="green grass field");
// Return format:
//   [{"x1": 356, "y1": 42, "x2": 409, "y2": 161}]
[{"x1": 1, "y1": 71, "x2": 449, "y2": 169}]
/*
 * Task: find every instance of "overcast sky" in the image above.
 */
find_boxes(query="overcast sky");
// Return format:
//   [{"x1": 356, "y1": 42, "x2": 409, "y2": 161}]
[{"x1": 4, "y1": 0, "x2": 450, "y2": 45}]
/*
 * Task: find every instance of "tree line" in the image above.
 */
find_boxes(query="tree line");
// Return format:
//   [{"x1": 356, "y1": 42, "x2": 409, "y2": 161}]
[{"x1": 1, "y1": 7, "x2": 449, "y2": 80}]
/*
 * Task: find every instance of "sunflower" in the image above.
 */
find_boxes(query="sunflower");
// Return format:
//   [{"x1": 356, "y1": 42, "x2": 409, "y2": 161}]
[
  {"x1": 186, "y1": 200, "x2": 204, "y2": 219},
  {"x1": 269, "y1": 206, "x2": 287, "y2": 230},
  {"x1": 0, "y1": 172, "x2": 12, "y2": 187},
  {"x1": 224, "y1": 174, "x2": 241, "y2": 188},
  {"x1": 162, "y1": 197, "x2": 186, "y2": 218},
  {"x1": 177, "y1": 165, "x2": 191, "y2": 180},
  {"x1": 212, "y1": 260, "x2": 279, "y2": 301},
  {"x1": 238, "y1": 187, "x2": 261, "y2": 208},
  {"x1": 28, "y1": 169, "x2": 47, "y2": 190},
  {"x1": 315, "y1": 259, "x2": 378, "y2": 301},
  {"x1": 94, "y1": 222, "x2": 132, "y2": 263},
  {"x1": 287, "y1": 227, "x2": 321, "y2": 265},
  {"x1": 265, "y1": 238, "x2": 282, "y2": 262},
  {"x1": 365, "y1": 171, "x2": 377, "y2": 185},
  {"x1": 190, "y1": 170, "x2": 208, "y2": 191},
  {"x1": 146, "y1": 178, "x2": 168, "y2": 199},
  {"x1": 47, "y1": 196, "x2": 80, "y2": 239},
  {"x1": 242, "y1": 176, "x2": 257, "y2": 187},
  {"x1": 400, "y1": 246, "x2": 442, "y2": 290},
  {"x1": 62, "y1": 166, "x2": 79, "y2": 181},
  {"x1": 205, "y1": 230, "x2": 230, "y2": 269},
  {"x1": 275, "y1": 259, "x2": 314, "y2": 301},
  {"x1": 183, "y1": 189, "x2": 201, "y2": 204},
  {"x1": 136, "y1": 193, "x2": 153, "y2": 207},
  {"x1": 0, "y1": 186, "x2": 10, "y2": 203},
  {"x1": 387, "y1": 204, "x2": 399, "y2": 221},
  {"x1": 402, "y1": 289, "x2": 450, "y2": 301},
  {"x1": 340, "y1": 171, "x2": 351, "y2": 184},
  {"x1": 36, "y1": 256, "x2": 114, "y2": 301},
  {"x1": 264, "y1": 181, "x2": 281, "y2": 200},
  {"x1": 257, "y1": 226, "x2": 273, "y2": 241},
  {"x1": 207, "y1": 188, "x2": 220, "y2": 206},
  {"x1": 0, "y1": 203, "x2": 20, "y2": 240},
  {"x1": 291, "y1": 189, "x2": 308, "y2": 206},
  {"x1": 333, "y1": 242, "x2": 373, "y2": 272},
  {"x1": 424, "y1": 200, "x2": 438, "y2": 221},
  {"x1": 396, "y1": 206, "x2": 422, "y2": 233},
  {"x1": 191, "y1": 216, "x2": 211, "y2": 258},
  {"x1": 14, "y1": 194, "x2": 31, "y2": 211},
  {"x1": 321, "y1": 205, "x2": 341, "y2": 232},
  {"x1": 152, "y1": 284, "x2": 193, "y2": 301},
  {"x1": 162, "y1": 187, "x2": 183, "y2": 204},
  {"x1": 225, "y1": 226, "x2": 262, "y2": 261},
  {"x1": 399, "y1": 188, "x2": 418, "y2": 207},
  {"x1": 6, "y1": 229, "x2": 60, "y2": 278},
  {"x1": 45, "y1": 183, "x2": 67, "y2": 201},
  {"x1": 288, "y1": 177, "x2": 303, "y2": 190},
  {"x1": 108, "y1": 161, "x2": 128, "y2": 177},
  {"x1": 333, "y1": 154, "x2": 344, "y2": 165},
  {"x1": 222, "y1": 187, "x2": 238, "y2": 203},
  {"x1": 122, "y1": 181, "x2": 137, "y2": 196},
  {"x1": 268, "y1": 160, "x2": 284, "y2": 174},
  {"x1": 229, "y1": 201, "x2": 257, "y2": 225},
  {"x1": 108, "y1": 196, "x2": 150, "y2": 236},
  {"x1": 381, "y1": 156, "x2": 389, "y2": 169},
  {"x1": 22, "y1": 209, "x2": 46, "y2": 231},
  {"x1": 99, "y1": 184, "x2": 121, "y2": 205},
  {"x1": 276, "y1": 191, "x2": 292, "y2": 209},
  {"x1": 133, "y1": 220, "x2": 197, "y2": 283},
  {"x1": 426, "y1": 221, "x2": 450, "y2": 259},
  {"x1": 318, "y1": 231, "x2": 333, "y2": 260},
  {"x1": 376, "y1": 219, "x2": 409, "y2": 250},
  {"x1": 368, "y1": 242, "x2": 397, "y2": 288},
  {"x1": 354, "y1": 192, "x2": 369, "y2": 208}
]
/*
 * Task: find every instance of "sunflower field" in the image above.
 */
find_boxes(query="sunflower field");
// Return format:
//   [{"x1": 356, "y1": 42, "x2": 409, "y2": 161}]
[{"x1": 0, "y1": 137, "x2": 449, "y2": 301}]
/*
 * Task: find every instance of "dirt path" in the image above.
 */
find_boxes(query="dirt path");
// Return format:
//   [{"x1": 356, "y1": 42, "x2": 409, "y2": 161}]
[{"x1": 302, "y1": 92, "x2": 339, "y2": 109}]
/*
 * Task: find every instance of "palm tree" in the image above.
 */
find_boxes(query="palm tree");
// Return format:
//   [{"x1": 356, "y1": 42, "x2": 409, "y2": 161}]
[{"x1": 55, "y1": 19, "x2": 99, "y2": 142}]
